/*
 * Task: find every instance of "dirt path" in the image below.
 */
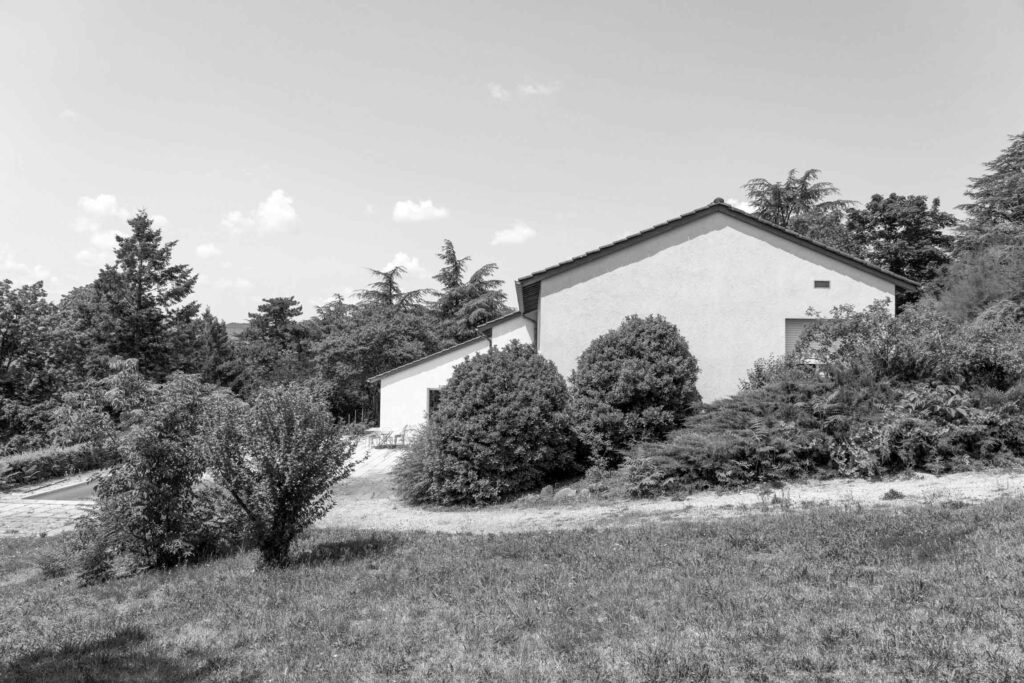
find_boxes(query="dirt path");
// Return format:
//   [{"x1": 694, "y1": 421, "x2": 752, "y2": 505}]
[
  {"x1": 5, "y1": 445, "x2": 1024, "y2": 537},
  {"x1": 319, "y1": 447, "x2": 1024, "y2": 534}
]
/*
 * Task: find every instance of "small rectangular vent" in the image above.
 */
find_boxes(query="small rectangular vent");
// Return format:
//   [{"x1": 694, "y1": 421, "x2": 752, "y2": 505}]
[{"x1": 814, "y1": 280, "x2": 830, "y2": 288}]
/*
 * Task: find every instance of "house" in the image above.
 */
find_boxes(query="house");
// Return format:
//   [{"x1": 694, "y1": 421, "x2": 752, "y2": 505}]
[{"x1": 369, "y1": 199, "x2": 917, "y2": 432}]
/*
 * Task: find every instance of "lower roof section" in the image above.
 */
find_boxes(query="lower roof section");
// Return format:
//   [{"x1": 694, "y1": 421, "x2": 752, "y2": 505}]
[{"x1": 367, "y1": 336, "x2": 489, "y2": 383}]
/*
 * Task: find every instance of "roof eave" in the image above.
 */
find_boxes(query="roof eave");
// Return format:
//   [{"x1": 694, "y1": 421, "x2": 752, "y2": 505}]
[{"x1": 366, "y1": 335, "x2": 488, "y2": 383}]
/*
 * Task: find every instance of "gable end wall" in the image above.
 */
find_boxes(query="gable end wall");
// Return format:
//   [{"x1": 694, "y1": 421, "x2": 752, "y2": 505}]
[{"x1": 536, "y1": 212, "x2": 895, "y2": 401}]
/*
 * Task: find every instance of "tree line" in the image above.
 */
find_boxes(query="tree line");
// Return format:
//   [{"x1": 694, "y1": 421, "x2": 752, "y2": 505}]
[
  {"x1": 2, "y1": 129, "x2": 1023, "y2": 452},
  {"x1": 0, "y1": 218, "x2": 509, "y2": 451}
]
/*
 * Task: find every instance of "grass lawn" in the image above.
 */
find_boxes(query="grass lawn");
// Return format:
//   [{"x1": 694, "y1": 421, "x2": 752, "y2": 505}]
[{"x1": 3, "y1": 498, "x2": 1024, "y2": 682}]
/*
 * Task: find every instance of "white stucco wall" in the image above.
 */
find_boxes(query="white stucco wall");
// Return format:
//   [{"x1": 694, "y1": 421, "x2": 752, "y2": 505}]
[
  {"x1": 377, "y1": 338, "x2": 490, "y2": 432},
  {"x1": 536, "y1": 212, "x2": 896, "y2": 401},
  {"x1": 490, "y1": 315, "x2": 536, "y2": 348}
]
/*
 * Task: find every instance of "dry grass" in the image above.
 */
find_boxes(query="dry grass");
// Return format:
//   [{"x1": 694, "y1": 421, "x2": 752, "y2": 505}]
[{"x1": 3, "y1": 498, "x2": 1024, "y2": 681}]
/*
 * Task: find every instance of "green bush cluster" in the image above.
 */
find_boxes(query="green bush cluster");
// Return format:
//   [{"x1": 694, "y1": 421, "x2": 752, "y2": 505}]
[
  {"x1": 624, "y1": 301, "x2": 1024, "y2": 497},
  {"x1": 569, "y1": 314, "x2": 701, "y2": 468},
  {"x1": 60, "y1": 360, "x2": 357, "y2": 580},
  {"x1": 393, "y1": 341, "x2": 578, "y2": 505},
  {"x1": 200, "y1": 384, "x2": 359, "y2": 567}
]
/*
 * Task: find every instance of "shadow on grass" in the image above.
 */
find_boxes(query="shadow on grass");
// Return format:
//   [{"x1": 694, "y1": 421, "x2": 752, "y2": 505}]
[
  {"x1": 0, "y1": 626, "x2": 233, "y2": 683},
  {"x1": 291, "y1": 531, "x2": 403, "y2": 567}
]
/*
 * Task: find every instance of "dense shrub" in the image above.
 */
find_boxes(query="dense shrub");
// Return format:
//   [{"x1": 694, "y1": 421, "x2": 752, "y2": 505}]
[
  {"x1": 797, "y1": 300, "x2": 1024, "y2": 390},
  {"x1": 65, "y1": 362, "x2": 248, "y2": 581},
  {"x1": 201, "y1": 383, "x2": 359, "y2": 567},
  {"x1": 393, "y1": 341, "x2": 578, "y2": 505},
  {"x1": 622, "y1": 301, "x2": 1024, "y2": 498},
  {"x1": 569, "y1": 315, "x2": 701, "y2": 468},
  {"x1": 84, "y1": 371, "x2": 223, "y2": 575},
  {"x1": 624, "y1": 378, "x2": 1024, "y2": 498}
]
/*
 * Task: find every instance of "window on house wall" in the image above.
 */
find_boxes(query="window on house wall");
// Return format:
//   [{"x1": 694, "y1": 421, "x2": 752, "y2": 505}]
[
  {"x1": 785, "y1": 318, "x2": 826, "y2": 361},
  {"x1": 814, "y1": 280, "x2": 831, "y2": 288},
  {"x1": 427, "y1": 388, "x2": 444, "y2": 416}
]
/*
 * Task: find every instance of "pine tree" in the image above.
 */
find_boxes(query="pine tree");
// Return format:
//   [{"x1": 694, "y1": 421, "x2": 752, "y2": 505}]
[
  {"x1": 196, "y1": 308, "x2": 235, "y2": 386},
  {"x1": 91, "y1": 210, "x2": 199, "y2": 378},
  {"x1": 358, "y1": 266, "x2": 425, "y2": 309},
  {"x1": 962, "y1": 131, "x2": 1024, "y2": 226},
  {"x1": 431, "y1": 239, "x2": 508, "y2": 343}
]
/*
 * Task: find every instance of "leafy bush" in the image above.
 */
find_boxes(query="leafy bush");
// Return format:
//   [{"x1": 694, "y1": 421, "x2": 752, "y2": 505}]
[
  {"x1": 64, "y1": 362, "x2": 248, "y2": 581},
  {"x1": 85, "y1": 371, "x2": 222, "y2": 574},
  {"x1": 797, "y1": 300, "x2": 1024, "y2": 390},
  {"x1": 569, "y1": 315, "x2": 701, "y2": 468},
  {"x1": 200, "y1": 383, "x2": 359, "y2": 568},
  {"x1": 393, "y1": 341, "x2": 578, "y2": 506}
]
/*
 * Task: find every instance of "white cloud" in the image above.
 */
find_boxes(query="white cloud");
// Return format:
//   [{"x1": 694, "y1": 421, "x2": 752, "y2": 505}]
[
  {"x1": 1, "y1": 246, "x2": 53, "y2": 286},
  {"x1": 71, "y1": 194, "x2": 142, "y2": 268},
  {"x1": 220, "y1": 210, "x2": 255, "y2": 232},
  {"x1": 489, "y1": 81, "x2": 561, "y2": 101},
  {"x1": 384, "y1": 251, "x2": 424, "y2": 274},
  {"x1": 491, "y1": 222, "x2": 537, "y2": 245},
  {"x1": 90, "y1": 230, "x2": 124, "y2": 250},
  {"x1": 488, "y1": 83, "x2": 511, "y2": 101},
  {"x1": 725, "y1": 197, "x2": 756, "y2": 214},
  {"x1": 59, "y1": 108, "x2": 79, "y2": 121},
  {"x1": 518, "y1": 82, "x2": 560, "y2": 97},
  {"x1": 392, "y1": 199, "x2": 449, "y2": 223},
  {"x1": 222, "y1": 189, "x2": 297, "y2": 234},
  {"x1": 213, "y1": 276, "x2": 253, "y2": 290},
  {"x1": 256, "y1": 189, "x2": 297, "y2": 231},
  {"x1": 196, "y1": 243, "x2": 221, "y2": 258},
  {"x1": 364, "y1": 204, "x2": 375, "y2": 215},
  {"x1": 78, "y1": 194, "x2": 130, "y2": 218},
  {"x1": 74, "y1": 249, "x2": 107, "y2": 266}
]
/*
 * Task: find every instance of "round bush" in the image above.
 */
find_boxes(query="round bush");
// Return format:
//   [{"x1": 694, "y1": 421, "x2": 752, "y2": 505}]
[
  {"x1": 569, "y1": 314, "x2": 701, "y2": 468},
  {"x1": 393, "y1": 341, "x2": 577, "y2": 505}
]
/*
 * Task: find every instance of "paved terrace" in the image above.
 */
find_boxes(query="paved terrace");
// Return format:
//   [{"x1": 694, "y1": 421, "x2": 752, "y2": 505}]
[{"x1": 0, "y1": 473, "x2": 97, "y2": 537}]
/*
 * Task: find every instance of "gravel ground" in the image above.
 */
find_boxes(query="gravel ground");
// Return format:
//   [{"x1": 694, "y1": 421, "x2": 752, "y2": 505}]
[
  {"x1": 319, "y1": 447, "x2": 1024, "y2": 534},
  {"x1": 5, "y1": 446, "x2": 1024, "y2": 537}
]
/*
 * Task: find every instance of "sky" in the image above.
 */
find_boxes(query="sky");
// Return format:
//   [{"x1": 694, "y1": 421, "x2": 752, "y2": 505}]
[{"x1": 1, "y1": 0, "x2": 1023, "y2": 322}]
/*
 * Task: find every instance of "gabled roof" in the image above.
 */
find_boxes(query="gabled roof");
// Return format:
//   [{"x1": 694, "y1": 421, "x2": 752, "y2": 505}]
[
  {"x1": 366, "y1": 336, "x2": 489, "y2": 383},
  {"x1": 514, "y1": 199, "x2": 919, "y2": 314}
]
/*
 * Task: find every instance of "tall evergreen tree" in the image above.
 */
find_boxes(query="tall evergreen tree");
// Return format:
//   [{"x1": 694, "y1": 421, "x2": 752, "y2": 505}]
[
  {"x1": 743, "y1": 169, "x2": 855, "y2": 229},
  {"x1": 195, "y1": 307, "x2": 236, "y2": 386},
  {"x1": 244, "y1": 296, "x2": 305, "y2": 347},
  {"x1": 432, "y1": 239, "x2": 509, "y2": 343},
  {"x1": 358, "y1": 266, "x2": 425, "y2": 309},
  {"x1": 232, "y1": 296, "x2": 316, "y2": 392},
  {"x1": 742, "y1": 169, "x2": 861, "y2": 254},
  {"x1": 961, "y1": 131, "x2": 1024, "y2": 226},
  {"x1": 90, "y1": 210, "x2": 199, "y2": 378}
]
